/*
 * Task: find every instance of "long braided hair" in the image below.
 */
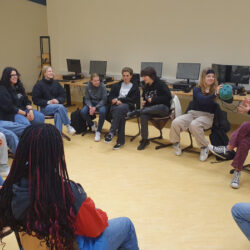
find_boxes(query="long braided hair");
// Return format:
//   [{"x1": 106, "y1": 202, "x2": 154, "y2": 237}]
[{"x1": 0, "y1": 124, "x2": 76, "y2": 249}]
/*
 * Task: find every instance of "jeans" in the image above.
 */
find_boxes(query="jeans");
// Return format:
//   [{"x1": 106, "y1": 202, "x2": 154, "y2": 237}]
[
  {"x1": 0, "y1": 175, "x2": 3, "y2": 186},
  {"x1": 110, "y1": 104, "x2": 130, "y2": 144},
  {"x1": 41, "y1": 104, "x2": 71, "y2": 133},
  {"x1": 140, "y1": 104, "x2": 169, "y2": 140},
  {"x1": 14, "y1": 110, "x2": 45, "y2": 126},
  {"x1": 103, "y1": 217, "x2": 139, "y2": 250},
  {"x1": 80, "y1": 105, "x2": 106, "y2": 132},
  {"x1": 232, "y1": 203, "x2": 250, "y2": 240},
  {"x1": 0, "y1": 121, "x2": 28, "y2": 154}
]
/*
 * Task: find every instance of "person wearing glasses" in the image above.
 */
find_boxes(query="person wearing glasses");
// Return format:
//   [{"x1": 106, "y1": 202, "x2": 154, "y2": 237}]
[{"x1": 0, "y1": 67, "x2": 45, "y2": 125}]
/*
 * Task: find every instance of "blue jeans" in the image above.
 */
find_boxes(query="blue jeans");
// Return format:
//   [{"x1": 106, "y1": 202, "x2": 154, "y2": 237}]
[
  {"x1": 41, "y1": 104, "x2": 70, "y2": 133},
  {"x1": 103, "y1": 217, "x2": 139, "y2": 250},
  {"x1": 80, "y1": 105, "x2": 106, "y2": 132},
  {"x1": 0, "y1": 121, "x2": 28, "y2": 154},
  {"x1": 0, "y1": 175, "x2": 3, "y2": 186},
  {"x1": 232, "y1": 203, "x2": 250, "y2": 240},
  {"x1": 14, "y1": 110, "x2": 45, "y2": 126}
]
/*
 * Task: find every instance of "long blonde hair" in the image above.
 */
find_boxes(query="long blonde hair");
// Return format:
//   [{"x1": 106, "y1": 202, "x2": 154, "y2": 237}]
[{"x1": 199, "y1": 67, "x2": 218, "y2": 94}]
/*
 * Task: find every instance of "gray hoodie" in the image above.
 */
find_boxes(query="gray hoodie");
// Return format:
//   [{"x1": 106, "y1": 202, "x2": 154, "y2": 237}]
[{"x1": 84, "y1": 82, "x2": 107, "y2": 108}]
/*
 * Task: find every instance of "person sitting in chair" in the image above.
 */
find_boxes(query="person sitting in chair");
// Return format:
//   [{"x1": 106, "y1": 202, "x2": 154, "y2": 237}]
[
  {"x1": 80, "y1": 73, "x2": 107, "y2": 142},
  {"x1": 169, "y1": 68, "x2": 222, "y2": 161},
  {"x1": 209, "y1": 98, "x2": 250, "y2": 188},
  {"x1": 128, "y1": 67, "x2": 172, "y2": 150},
  {"x1": 104, "y1": 67, "x2": 140, "y2": 150},
  {"x1": 32, "y1": 66, "x2": 75, "y2": 135},
  {"x1": 0, "y1": 67, "x2": 45, "y2": 126},
  {"x1": 0, "y1": 124, "x2": 139, "y2": 250}
]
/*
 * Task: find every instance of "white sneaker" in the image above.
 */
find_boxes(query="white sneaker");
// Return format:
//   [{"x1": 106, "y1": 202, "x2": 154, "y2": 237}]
[
  {"x1": 67, "y1": 125, "x2": 76, "y2": 135},
  {"x1": 0, "y1": 164, "x2": 10, "y2": 177},
  {"x1": 200, "y1": 146, "x2": 209, "y2": 161},
  {"x1": 173, "y1": 143, "x2": 182, "y2": 156},
  {"x1": 95, "y1": 131, "x2": 101, "y2": 142},
  {"x1": 91, "y1": 121, "x2": 97, "y2": 132},
  {"x1": 231, "y1": 171, "x2": 241, "y2": 189}
]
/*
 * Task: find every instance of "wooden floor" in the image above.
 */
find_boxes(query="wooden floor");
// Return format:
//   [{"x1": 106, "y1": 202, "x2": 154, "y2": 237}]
[{"x1": 3, "y1": 114, "x2": 250, "y2": 250}]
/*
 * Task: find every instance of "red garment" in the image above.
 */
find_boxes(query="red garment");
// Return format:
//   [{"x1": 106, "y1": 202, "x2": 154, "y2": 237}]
[{"x1": 74, "y1": 197, "x2": 109, "y2": 237}]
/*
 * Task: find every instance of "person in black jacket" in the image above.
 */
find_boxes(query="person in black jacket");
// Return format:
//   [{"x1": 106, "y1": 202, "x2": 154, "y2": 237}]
[
  {"x1": 0, "y1": 67, "x2": 45, "y2": 125},
  {"x1": 32, "y1": 66, "x2": 75, "y2": 135},
  {"x1": 104, "y1": 67, "x2": 140, "y2": 149},
  {"x1": 128, "y1": 67, "x2": 172, "y2": 150}
]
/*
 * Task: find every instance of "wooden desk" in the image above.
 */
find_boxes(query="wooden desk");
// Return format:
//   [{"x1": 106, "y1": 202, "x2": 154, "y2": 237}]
[{"x1": 58, "y1": 78, "x2": 118, "y2": 106}]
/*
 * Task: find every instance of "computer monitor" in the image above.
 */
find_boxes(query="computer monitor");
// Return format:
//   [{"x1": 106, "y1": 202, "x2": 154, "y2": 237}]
[
  {"x1": 212, "y1": 64, "x2": 250, "y2": 86},
  {"x1": 89, "y1": 60, "x2": 107, "y2": 77},
  {"x1": 141, "y1": 62, "x2": 163, "y2": 78},
  {"x1": 176, "y1": 63, "x2": 201, "y2": 85},
  {"x1": 66, "y1": 59, "x2": 82, "y2": 76}
]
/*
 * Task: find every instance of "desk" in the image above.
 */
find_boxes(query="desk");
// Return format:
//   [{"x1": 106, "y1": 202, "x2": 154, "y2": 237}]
[
  {"x1": 171, "y1": 89, "x2": 250, "y2": 101},
  {"x1": 58, "y1": 78, "x2": 118, "y2": 106}
]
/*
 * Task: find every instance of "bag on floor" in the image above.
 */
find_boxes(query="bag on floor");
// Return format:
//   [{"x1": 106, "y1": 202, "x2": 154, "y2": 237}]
[{"x1": 70, "y1": 108, "x2": 87, "y2": 134}]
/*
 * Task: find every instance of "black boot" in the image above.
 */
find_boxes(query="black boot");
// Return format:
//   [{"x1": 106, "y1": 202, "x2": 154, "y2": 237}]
[
  {"x1": 127, "y1": 109, "x2": 140, "y2": 118},
  {"x1": 137, "y1": 139, "x2": 150, "y2": 150}
]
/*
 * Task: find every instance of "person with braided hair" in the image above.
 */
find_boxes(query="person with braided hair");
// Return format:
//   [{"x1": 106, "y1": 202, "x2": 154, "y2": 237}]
[{"x1": 0, "y1": 124, "x2": 138, "y2": 250}]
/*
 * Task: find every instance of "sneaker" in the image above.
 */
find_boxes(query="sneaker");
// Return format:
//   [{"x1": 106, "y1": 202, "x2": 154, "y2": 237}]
[
  {"x1": 208, "y1": 144, "x2": 229, "y2": 160},
  {"x1": 104, "y1": 133, "x2": 113, "y2": 143},
  {"x1": 0, "y1": 164, "x2": 10, "y2": 177},
  {"x1": 113, "y1": 143, "x2": 124, "y2": 150},
  {"x1": 127, "y1": 109, "x2": 140, "y2": 118},
  {"x1": 200, "y1": 146, "x2": 209, "y2": 161},
  {"x1": 173, "y1": 142, "x2": 182, "y2": 156},
  {"x1": 137, "y1": 139, "x2": 150, "y2": 150},
  {"x1": 231, "y1": 171, "x2": 241, "y2": 189},
  {"x1": 67, "y1": 125, "x2": 76, "y2": 135},
  {"x1": 95, "y1": 131, "x2": 101, "y2": 142},
  {"x1": 91, "y1": 121, "x2": 97, "y2": 132}
]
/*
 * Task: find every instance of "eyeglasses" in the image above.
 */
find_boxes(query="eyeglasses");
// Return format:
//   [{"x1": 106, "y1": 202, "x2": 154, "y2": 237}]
[{"x1": 10, "y1": 74, "x2": 18, "y2": 77}]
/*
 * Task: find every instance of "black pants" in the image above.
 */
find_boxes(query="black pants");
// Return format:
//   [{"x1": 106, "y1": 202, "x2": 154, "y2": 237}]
[
  {"x1": 110, "y1": 104, "x2": 130, "y2": 144},
  {"x1": 140, "y1": 104, "x2": 169, "y2": 140}
]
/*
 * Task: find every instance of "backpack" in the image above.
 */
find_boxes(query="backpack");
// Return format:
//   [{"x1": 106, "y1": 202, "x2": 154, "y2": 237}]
[{"x1": 70, "y1": 108, "x2": 87, "y2": 134}]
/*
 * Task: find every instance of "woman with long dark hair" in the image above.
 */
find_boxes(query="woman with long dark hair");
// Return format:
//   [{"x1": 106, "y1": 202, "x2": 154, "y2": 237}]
[
  {"x1": 0, "y1": 67, "x2": 45, "y2": 125},
  {"x1": 0, "y1": 124, "x2": 139, "y2": 249}
]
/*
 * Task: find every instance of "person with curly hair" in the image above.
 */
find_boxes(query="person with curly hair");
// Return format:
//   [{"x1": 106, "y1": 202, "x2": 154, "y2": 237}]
[{"x1": 0, "y1": 124, "x2": 139, "y2": 250}]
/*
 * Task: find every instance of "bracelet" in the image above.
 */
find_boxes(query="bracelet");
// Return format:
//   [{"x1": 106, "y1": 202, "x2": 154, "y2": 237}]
[{"x1": 24, "y1": 112, "x2": 27, "y2": 117}]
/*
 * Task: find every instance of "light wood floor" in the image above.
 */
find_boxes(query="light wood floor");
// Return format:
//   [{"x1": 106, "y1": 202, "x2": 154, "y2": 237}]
[{"x1": 3, "y1": 115, "x2": 250, "y2": 250}]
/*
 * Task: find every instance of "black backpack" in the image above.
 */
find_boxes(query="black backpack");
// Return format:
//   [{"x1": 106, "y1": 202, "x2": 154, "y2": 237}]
[{"x1": 70, "y1": 108, "x2": 87, "y2": 134}]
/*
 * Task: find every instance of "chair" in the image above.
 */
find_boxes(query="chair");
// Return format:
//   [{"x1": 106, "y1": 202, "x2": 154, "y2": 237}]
[
  {"x1": 182, "y1": 128, "x2": 212, "y2": 155},
  {"x1": 36, "y1": 106, "x2": 71, "y2": 141},
  {"x1": 0, "y1": 228, "x2": 23, "y2": 250},
  {"x1": 230, "y1": 164, "x2": 250, "y2": 174},
  {"x1": 148, "y1": 95, "x2": 179, "y2": 150}
]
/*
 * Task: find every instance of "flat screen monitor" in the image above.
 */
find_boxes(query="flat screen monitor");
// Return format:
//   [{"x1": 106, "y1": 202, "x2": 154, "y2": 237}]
[
  {"x1": 141, "y1": 62, "x2": 163, "y2": 78},
  {"x1": 89, "y1": 60, "x2": 107, "y2": 76},
  {"x1": 66, "y1": 59, "x2": 81, "y2": 75},
  {"x1": 212, "y1": 64, "x2": 250, "y2": 86},
  {"x1": 176, "y1": 63, "x2": 201, "y2": 82}
]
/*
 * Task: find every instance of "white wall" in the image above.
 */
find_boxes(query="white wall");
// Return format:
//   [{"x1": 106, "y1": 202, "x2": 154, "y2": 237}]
[
  {"x1": 0, "y1": 0, "x2": 48, "y2": 91},
  {"x1": 47, "y1": 0, "x2": 250, "y2": 90}
]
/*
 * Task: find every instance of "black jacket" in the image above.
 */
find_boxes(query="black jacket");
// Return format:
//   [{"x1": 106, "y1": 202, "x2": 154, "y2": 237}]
[
  {"x1": 13, "y1": 82, "x2": 31, "y2": 110},
  {"x1": 0, "y1": 85, "x2": 19, "y2": 121},
  {"x1": 108, "y1": 81, "x2": 140, "y2": 111},
  {"x1": 32, "y1": 78, "x2": 65, "y2": 107},
  {"x1": 142, "y1": 79, "x2": 172, "y2": 108}
]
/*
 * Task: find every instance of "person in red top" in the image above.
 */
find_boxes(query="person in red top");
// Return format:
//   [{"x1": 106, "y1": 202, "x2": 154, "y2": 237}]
[{"x1": 0, "y1": 124, "x2": 139, "y2": 250}]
